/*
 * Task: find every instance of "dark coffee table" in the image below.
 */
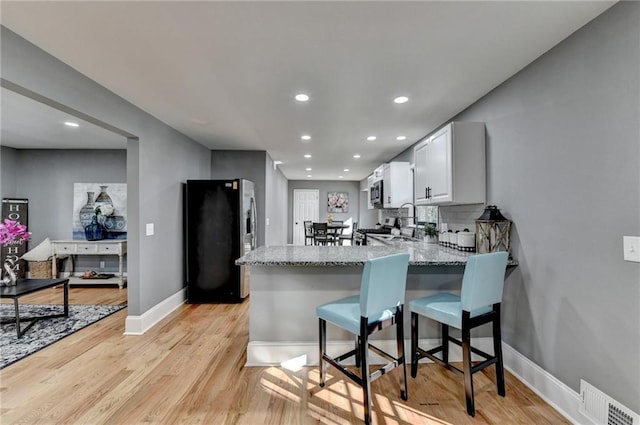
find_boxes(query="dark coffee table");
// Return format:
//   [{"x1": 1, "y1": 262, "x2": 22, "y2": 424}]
[{"x1": 0, "y1": 278, "x2": 69, "y2": 338}]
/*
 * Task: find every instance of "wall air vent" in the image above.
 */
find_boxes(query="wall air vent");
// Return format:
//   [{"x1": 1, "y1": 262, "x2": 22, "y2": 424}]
[{"x1": 579, "y1": 379, "x2": 639, "y2": 425}]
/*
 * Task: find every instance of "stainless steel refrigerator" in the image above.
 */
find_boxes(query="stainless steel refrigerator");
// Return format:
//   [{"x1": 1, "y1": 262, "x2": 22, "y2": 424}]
[{"x1": 184, "y1": 179, "x2": 257, "y2": 303}]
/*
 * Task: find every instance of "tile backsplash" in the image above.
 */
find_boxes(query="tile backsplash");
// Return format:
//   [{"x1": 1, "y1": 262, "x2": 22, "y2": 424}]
[{"x1": 439, "y1": 203, "x2": 485, "y2": 232}]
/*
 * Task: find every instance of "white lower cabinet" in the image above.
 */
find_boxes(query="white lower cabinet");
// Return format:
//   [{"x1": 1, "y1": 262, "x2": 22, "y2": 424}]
[{"x1": 414, "y1": 122, "x2": 485, "y2": 205}]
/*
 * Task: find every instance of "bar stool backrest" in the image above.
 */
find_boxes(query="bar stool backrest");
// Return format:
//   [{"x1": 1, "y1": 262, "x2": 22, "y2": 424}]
[
  {"x1": 360, "y1": 253, "x2": 410, "y2": 317},
  {"x1": 460, "y1": 252, "x2": 508, "y2": 312}
]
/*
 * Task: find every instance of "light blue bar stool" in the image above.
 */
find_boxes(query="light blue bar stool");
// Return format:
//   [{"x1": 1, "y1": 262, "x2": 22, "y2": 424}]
[
  {"x1": 409, "y1": 251, "x2": 509, "y2": 417},
  {"x1": 316, "y1": 253, "x2": 410, "y2": 425}
]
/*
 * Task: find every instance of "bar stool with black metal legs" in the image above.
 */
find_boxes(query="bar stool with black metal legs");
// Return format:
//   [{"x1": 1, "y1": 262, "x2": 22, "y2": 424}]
[
  {"x1": 409, "y1": 251, "x2": 509, "y2": 417},
  {"x1": 316, "y1": 253, "x2": 410, "y2": 425}
]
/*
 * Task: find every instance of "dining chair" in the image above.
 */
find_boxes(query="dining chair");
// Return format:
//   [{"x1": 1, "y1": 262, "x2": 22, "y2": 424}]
[
  {"x1": 313, "y1": 222, "x2": 330, "y2": 245},
  {"x1": 304, "y1": 221, "x2": 314, "y2": 246},
  {"x1": 329, "y1": 220, "x2": 343, "y2": 245},
  {"x1": 409, "y1": 251, "x2": 509, "y2": 417},
  {"x1": 316, "y1": 253, "x2": 410, "y2": 425},
  {"x1": 339, "y1": 221, "x2": 357, "y2": 246}
]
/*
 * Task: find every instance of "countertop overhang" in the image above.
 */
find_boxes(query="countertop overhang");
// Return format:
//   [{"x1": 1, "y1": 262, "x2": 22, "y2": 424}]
[{"x1": 236, "y1": 244, "x2": 518, "y2": 267}]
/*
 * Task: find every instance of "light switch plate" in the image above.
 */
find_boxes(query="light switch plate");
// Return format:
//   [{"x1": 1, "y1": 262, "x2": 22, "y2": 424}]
[
  {"x1": 623, "y1": 236, "x2": 640, "y2": 262},
  {"x1": 146, "y1": 223, "x2": 154, "y2": 236}
]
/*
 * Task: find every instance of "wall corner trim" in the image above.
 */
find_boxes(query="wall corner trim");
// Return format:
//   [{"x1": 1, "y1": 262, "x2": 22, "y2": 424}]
[{"x1": 123, "y1": 287, "x2": 186, "y2": 335}]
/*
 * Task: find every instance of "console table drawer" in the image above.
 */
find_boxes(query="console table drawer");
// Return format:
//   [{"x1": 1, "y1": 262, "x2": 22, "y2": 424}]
[
  {"x1": 97, "y1": 244, "x2": 120, "y2": 254},
  {"x1": 54, "y1": 243, "x2": 81, "y2": 254},
  {"x1": 77, "y1": 244, "x2": 99, "y2": 254}
]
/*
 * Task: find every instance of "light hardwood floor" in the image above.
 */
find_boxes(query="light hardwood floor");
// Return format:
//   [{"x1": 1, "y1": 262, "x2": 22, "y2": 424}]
[{"x1": 1, "y1": 286, "x2": 569, "y2": 424}]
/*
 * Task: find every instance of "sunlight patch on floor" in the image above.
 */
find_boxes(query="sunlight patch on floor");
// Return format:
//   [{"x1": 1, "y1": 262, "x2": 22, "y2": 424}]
[{"x1": 260, "y1": 365, "x2": 456, "y2": 424}]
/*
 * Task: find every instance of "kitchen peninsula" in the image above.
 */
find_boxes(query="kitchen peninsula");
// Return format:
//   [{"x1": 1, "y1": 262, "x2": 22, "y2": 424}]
[{"x1": 236, "y1": 243, "x2": 517, "y2": 366}]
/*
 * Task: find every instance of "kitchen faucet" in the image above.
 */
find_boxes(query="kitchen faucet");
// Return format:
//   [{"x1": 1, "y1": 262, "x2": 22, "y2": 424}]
[{"x1": 396, "y1": 202, "x2": 417, "y2": 229}]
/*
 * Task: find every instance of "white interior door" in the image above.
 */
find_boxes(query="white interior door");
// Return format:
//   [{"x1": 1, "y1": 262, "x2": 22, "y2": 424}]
[{"x1": 293, "y1": 189, "x2": 319, "y2": 245}]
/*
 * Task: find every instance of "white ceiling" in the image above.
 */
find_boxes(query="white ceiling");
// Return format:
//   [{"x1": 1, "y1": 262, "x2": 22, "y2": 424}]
[
  {"x1": 0, "y1": 1, "x2": 614, "y2": 180},
  {"x1": 1, "y1": 88, "x2": 127, "y2": 149}
]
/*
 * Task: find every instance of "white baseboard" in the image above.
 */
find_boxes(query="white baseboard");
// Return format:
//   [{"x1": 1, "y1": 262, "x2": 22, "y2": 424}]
[
  {"x1": 246, "y1": 339, "x2": 582, "y2": 424},
  {"x1": 502, "y1": 343, "x2": 582, "y2": 424},
  {"x1": 246, "y1": 337, "x2": 489, "y2": 367},
  {"x1": 124, "y1": 288, "x2": 186, "y2": 335}
]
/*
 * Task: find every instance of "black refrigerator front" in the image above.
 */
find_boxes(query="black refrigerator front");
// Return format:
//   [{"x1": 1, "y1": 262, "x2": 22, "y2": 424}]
[{"x1": 185, "y1": 179, "x2": 256, "y2": 303}]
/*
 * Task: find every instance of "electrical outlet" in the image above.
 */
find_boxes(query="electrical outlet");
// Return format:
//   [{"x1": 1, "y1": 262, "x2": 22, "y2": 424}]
[
  {"x1": 623, "y1": 236, "x2": 640, "y2": 262},
  {"x1": 99, "y1": 261, "x2": 105, "y2": 271},
  {"x1": 146, "y1": 223, "x2": 154, "y2": 236}
]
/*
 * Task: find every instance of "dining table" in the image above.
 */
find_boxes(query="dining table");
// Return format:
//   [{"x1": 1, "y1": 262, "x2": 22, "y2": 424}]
[{"x1": 326, "y1": 222, "x2": 349, "y2": 244}]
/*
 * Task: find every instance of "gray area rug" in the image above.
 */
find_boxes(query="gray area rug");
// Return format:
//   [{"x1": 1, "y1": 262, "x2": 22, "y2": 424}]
[{"x1": 0, "y1": 303, "x2": 126, "y2": 369}]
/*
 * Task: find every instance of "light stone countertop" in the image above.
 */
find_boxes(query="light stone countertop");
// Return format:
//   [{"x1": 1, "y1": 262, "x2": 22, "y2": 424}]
[{"x1": 235, "y1": 242, "x2": 518, "y2": 267}]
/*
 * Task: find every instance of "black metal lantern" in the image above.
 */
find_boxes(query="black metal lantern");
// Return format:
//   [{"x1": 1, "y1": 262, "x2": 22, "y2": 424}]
[{"x1": 475, "y1": 205, "x2": 511, "y2": 255}]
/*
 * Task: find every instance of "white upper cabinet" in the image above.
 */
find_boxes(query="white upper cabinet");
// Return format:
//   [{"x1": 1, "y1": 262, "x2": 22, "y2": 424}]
[
  {"x1": 414, "y1": 122, "x2": 485, "y2": 205},
  {"x1": 366, "y1": 174, "x2": 375, "y2": 210},
  {"x1": 382, "y1": 162, "x2": 412, "y2": 208}
]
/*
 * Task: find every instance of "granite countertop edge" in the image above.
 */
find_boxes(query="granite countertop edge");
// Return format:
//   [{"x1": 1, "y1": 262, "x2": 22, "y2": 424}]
[{"x1": 236, "y1": 244, "x2": 518, "y2": 267}]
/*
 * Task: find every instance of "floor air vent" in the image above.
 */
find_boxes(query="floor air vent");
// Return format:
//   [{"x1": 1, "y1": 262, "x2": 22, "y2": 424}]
[{"x1": 579, "y1": 380, "x2": 639, "y2": 425}]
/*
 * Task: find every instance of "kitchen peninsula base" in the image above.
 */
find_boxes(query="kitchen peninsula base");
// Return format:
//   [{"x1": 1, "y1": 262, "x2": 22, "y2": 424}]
[
  {"x1": 51, "y1": 240, "x2": 127, "y2": 289},
  {"x1": 236, "y1": 245, "x2": 517, "y2": 367}
]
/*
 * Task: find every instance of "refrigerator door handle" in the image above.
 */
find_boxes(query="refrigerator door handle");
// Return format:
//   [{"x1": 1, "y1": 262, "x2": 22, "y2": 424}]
[{"x1": 250, "y1": 197, "x2": 257, "y2": 249}]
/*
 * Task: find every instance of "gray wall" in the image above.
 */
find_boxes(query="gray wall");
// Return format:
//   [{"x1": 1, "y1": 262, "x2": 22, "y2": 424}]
[
  {"x1": 265, "y1": 156, "x2": 288, "y2": 246},
  {"x1": 210, "y1": 150, "x2": 267, "y2": 247},
  {"x1": 287, "y1": 180, "x2": 360, "y2": 243},
  {"x1": 1, "y1": 27, "x2": 212, "y2": 316},
  {"x1": 0, "y1": 147, "x2": 19, "y2": 197},
  {"x1": 209, "y1": 150, "x2": 288, "y2": 247},
  {"x1": 1, "y1": 149, "x2": 126, "y2": 244},
  {"x1": 0, "y1": 148, "x2": 127, "y2": 272},
  {"x1": 395, "y1": 2, "x2": 640, "y2": 410}
]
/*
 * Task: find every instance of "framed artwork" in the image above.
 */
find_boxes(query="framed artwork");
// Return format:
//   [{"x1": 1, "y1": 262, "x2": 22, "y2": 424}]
[
  {"x1": 73, "y1": 183, "x2": 127, "y2": 240},
  {"x1": 327, "y1": 192, "x2": 349, "y2": 213}
]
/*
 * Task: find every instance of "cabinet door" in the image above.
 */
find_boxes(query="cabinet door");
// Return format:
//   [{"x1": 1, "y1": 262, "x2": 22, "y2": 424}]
[
  {"x1": 414, "y1": 141, "x2": 429, "y2": 203},
  {"x1": 382, "y1": 164, "x2": 392, "y2": 207},
  {"x1": 366, "y1": 175, "x2": 374, "y2": 209},
  {"x1": 426, "y1": 125, "x2": 453, "y2": 204}
]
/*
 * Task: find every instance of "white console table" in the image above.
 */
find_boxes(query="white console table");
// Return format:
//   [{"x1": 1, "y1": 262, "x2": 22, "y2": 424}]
[{"x1": 51, "y1": 240, "x2": 127, "y2": 289}]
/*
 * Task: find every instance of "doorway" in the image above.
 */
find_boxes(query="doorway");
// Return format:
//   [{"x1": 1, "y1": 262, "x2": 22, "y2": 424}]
[{"x1": 292, "y1": 189, "x2": 319, "y2": 245}]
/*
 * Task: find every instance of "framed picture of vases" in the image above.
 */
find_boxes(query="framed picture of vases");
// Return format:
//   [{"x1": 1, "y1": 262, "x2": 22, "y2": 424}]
[{"x1": 72, "y1": 183, "x2": 127, "y2": 240}]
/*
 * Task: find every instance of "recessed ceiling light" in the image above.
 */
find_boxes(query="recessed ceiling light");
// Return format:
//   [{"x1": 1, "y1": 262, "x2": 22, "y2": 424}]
[
  {"x1": 64, "y1": 121, "x2": 79, "y2": 127},
  {"x1": 396, "y1": 135, "x2": 407, "y2": 141},
  {"x1": 339, "y1": 176, "x2": 344, "y2": 179},
  {"x1": 304, "y1": 154, "x2": 312, "y2": 158},
  {"x1": 301, "y1": 135, "x2": 311, "y2": 140},
  {"x1": 295, "y1": 94, "x2": 309, "y2": 102},
  {"x1": 367, "y1": 136, "x2": 376, "y2": 141},
  {"x1": 306, "y1": 167, "x2": 312, "y2": 171},
  {"x1": 307, "y1": 174, "x2": 312, "y2": 178},
  {"x1": 343, "y1": 169, "x2": 349, "y2": 172},
  {"x1": 393, "y1": 96, "x2": 409, "y2": 104},
  {"x1": 353, "y1": 154, "x2": 361, "y2": 159}
]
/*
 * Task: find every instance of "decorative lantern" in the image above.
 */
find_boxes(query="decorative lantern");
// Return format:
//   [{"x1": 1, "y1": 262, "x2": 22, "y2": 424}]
[{"x1": 475, "y1": 205, "x2": 512, "y2": 256}]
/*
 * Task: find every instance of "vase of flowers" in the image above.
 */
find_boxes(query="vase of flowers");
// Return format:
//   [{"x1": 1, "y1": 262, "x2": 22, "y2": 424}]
[{"x1": 0, "y1": 219, "x2": 31, "y2": 286}]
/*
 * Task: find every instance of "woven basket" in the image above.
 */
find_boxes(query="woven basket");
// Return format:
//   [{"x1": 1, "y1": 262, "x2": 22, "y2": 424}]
[{"x1": 29, "y1": 260, "x2": 53, "y2": 279}]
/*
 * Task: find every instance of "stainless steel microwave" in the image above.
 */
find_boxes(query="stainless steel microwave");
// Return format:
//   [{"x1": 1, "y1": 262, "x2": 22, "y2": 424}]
[{"x1": 370, "y1": 180, "x2": 383, "y2": 207}]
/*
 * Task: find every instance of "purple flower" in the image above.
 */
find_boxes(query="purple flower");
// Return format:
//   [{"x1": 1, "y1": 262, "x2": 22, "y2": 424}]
[{"x1": 0, "y1": 219, "x2": 31, "y2": 246}]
